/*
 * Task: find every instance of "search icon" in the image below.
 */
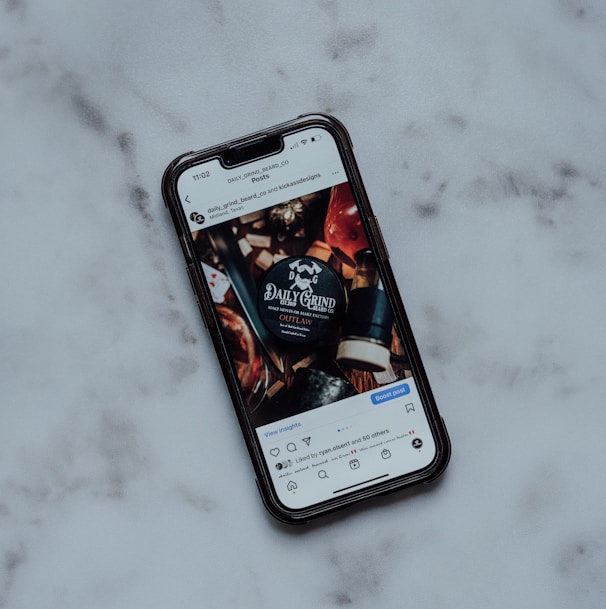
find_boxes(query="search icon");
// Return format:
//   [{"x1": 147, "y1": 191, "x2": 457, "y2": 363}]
[{"x1": 318, "y1": 470, "x2": 329, "y2": 479}]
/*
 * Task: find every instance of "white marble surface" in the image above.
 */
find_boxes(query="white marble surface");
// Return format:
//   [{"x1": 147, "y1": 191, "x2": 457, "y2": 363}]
[{"x1": 2, "y1": 1, "x2": 606, "y2": 607}]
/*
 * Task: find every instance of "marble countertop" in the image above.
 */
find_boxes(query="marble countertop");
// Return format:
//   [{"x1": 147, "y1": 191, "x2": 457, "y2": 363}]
[{"x1": 2, "y1": 1, "x2": 606, "y2": 607}]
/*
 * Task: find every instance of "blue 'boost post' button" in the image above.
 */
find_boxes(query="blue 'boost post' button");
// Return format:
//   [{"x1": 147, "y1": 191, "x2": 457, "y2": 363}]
[{"x1": 371, "y1": 383, "x2": 410, "y2": 405}]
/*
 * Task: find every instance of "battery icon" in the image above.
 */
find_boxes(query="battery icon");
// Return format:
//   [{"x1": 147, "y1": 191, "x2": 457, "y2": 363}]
[{"x1": 311, "y1": 135, "x2": 322, "y2": 142}]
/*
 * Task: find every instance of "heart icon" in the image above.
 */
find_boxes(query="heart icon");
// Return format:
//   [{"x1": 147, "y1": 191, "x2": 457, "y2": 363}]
[{"x1": 270, "y1": 448, "x2": 280, "y2": 457}]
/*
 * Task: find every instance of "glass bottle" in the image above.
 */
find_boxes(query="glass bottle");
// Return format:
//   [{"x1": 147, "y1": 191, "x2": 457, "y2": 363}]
[
  {"x1": 324, "y1": 183, "x2": 369, "y2": 267},
  {"x1": 336, "y1": 250, "x2": 393, "y2": 372}
]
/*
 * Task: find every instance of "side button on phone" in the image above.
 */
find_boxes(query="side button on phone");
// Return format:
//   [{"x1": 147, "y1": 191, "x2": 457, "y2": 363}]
[
  {"x1": 185, "y1": 265, "x2": 208, "y2": 328},
  {"x1": 179, "y1": 236, "x2": 195, "y2": 262},
  {"x1": 368, "y1": 215, "x2": 390, "y2": 261}
]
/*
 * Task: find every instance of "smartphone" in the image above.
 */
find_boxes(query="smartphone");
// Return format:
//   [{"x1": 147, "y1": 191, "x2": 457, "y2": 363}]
[{"x1": 162, "y1": 114, "x2": 450, "y2": 523}]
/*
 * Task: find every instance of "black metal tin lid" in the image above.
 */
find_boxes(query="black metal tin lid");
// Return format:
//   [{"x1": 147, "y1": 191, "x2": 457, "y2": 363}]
[{"x1": 257, "y1": 256, "x2": 346, "y2": 344}]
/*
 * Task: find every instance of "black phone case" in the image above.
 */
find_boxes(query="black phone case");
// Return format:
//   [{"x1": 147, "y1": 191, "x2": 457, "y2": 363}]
[{"x1": 162, "y1": 114, "x2": 450, "y2": 523}]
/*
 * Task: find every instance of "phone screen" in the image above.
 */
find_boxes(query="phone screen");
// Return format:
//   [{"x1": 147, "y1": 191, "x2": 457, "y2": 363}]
[{"x1": 176, "y1": 126, "x2": 437, "y2": 510}]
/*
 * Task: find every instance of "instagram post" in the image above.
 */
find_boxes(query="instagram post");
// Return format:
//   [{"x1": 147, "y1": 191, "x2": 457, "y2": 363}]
[{"x1": 192, "y1": 181, "x2": 412, "y2": 428}]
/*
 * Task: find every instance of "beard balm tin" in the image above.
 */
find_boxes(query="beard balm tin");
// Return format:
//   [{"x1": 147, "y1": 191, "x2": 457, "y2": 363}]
[{"x1": 257, "y1": 256, "x2": 346, "y2": 344}]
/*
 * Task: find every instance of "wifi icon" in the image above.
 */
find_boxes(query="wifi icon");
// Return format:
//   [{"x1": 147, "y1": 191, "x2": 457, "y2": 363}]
[{"x1": 301, "y1": 139, "x2": 308, "y2": 145}]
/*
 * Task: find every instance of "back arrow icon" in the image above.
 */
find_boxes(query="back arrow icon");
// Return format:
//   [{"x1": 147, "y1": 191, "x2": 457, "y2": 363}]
[{"x1": 184, "y1": 195, "x2": 191, "y2": 204}]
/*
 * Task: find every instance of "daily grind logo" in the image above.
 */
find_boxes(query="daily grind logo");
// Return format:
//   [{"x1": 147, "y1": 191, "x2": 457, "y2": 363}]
[
  {"x1": 263, "y1": 259, "x2": 337, "y2": 314},
  {"x1": 258, "y1": 257, "x2": 345, "y2": 343}
]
